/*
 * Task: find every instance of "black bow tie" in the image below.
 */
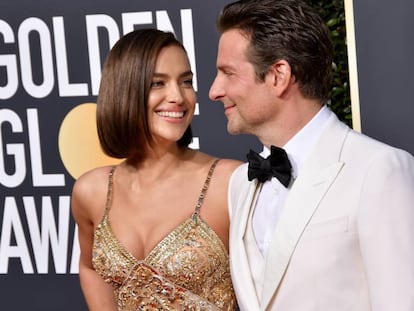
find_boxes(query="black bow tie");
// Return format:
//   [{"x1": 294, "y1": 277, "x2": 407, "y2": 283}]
[{"x1": 247, "y1": 146, "x2": 292, "y2": 187}]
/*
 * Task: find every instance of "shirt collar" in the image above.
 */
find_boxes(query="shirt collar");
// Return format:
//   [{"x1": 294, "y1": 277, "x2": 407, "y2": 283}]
[{"x1": 261, "y1": 105, "x2": 332, "y2": 179}]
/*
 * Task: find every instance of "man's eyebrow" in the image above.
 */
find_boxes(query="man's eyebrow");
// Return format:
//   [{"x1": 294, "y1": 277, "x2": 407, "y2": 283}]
[{"x1": 217, "y1": 64, "x2": 233, "y2": 72}]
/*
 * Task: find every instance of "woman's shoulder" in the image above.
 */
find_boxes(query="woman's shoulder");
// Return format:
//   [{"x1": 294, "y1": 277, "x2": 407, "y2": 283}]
[
  {"x1": 192, "y1": 151, "x2": 243, "y2": 178},
  {"x1": 216, "y1": 158, "x2": 244, "y2": 172},
  {"x1": 73, "y1": 166, "x2": 115, "y2": 194},
  {"x1": 71, "y1": 165, "x2": 117, "y2": 218}
]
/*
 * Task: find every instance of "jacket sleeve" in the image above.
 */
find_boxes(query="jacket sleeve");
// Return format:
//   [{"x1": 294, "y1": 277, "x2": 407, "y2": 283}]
[{"x1": 358, "y1": 148, "x2": 414, "y2": 311}]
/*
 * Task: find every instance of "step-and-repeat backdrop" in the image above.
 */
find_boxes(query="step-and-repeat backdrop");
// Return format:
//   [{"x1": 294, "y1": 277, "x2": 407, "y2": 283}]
[{"x1": 0, "y1": 0, "x2": 412, "y2": 309}]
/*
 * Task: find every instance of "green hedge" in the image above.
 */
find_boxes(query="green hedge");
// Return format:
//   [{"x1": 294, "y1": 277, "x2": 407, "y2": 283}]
[{"x1": 310, "y1": 0, "x2": 352, "y2": 127}]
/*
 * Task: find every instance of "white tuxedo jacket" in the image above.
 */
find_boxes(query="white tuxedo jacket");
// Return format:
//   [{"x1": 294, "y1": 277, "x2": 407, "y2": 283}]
[{"x1": 229, "y1": 114, "x2": 414, "y2": 311}]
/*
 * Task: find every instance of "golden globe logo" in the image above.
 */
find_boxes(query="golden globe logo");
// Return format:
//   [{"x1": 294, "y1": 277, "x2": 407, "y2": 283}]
[{"x1": 58, "y1": 103, "x2": 121, "y2": 180}]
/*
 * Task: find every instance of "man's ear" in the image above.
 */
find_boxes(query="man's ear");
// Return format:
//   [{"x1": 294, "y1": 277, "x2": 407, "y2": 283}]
[{"x1": 269, "y1": 59, "x2": 292, "y2": 96}]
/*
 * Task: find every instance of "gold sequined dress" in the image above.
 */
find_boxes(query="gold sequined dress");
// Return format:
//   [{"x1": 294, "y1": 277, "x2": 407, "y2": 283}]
[{"x1": 92, "y1": 160, "x2": 236, "y2": 310}]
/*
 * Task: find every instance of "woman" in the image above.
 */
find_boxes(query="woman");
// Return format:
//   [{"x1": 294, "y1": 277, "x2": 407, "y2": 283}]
[{"x1": 71, "y1": 29, "x2": 241, "y2": 310}]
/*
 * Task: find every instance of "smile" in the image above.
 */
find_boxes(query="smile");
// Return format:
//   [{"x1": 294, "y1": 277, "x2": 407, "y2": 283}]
[{"x1": 156, "y1": 111, "x2": 185, "y2": 118}]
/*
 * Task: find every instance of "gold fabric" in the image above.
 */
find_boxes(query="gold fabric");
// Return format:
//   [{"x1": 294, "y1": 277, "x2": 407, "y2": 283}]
[{"x1": 92, "y1": 160, "x2": 236, "y2": 310}]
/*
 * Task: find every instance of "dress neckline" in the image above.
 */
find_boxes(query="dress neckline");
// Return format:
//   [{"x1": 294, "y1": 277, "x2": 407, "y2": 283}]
[
  {"x1": 99, "y1": 159, "x2": 226, "y2": 263},
  {"x1": 101, "y1": 211, "x2": 228, "y2": 264}
]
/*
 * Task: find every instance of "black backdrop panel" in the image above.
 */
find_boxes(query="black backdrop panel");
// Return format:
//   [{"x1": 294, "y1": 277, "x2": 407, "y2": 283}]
[{"x1": 353, "y1": 0, "x2": 414, "y2": 154}]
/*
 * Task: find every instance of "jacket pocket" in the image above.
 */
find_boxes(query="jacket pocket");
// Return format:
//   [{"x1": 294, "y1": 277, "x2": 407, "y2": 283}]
[{"x1": 303, "y1": 216, "x2": 349, "y2": 240}]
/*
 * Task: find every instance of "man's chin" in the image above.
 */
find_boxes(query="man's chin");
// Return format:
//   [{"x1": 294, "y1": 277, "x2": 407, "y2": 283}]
[{"x1": 227, "y1": 124, "x2": 243, "y2": 135}]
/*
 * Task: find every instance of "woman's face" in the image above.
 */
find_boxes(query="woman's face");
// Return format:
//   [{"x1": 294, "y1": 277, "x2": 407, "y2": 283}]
[{"x1": 147, "y1": 45, "x2": 196, "y2": 147}]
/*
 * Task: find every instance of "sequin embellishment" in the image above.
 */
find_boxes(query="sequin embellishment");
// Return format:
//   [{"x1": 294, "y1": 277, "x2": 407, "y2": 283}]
[{"x1": 92, "y1": 160, "x2": 236, "y2": 310}]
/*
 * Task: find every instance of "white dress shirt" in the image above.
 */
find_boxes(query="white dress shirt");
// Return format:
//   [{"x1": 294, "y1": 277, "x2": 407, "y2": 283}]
[{"x1": 252, "y1": 106, "x2": 332, "y2": 257}]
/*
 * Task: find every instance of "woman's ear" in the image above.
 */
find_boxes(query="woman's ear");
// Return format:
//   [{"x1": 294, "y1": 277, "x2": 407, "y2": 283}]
[{"x1": 269, "y1": 59, "x2": 292, "y2": 96}]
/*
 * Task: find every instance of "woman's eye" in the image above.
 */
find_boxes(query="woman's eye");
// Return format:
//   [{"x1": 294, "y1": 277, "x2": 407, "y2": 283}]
[
  {"x1": 182, "y1": 79, "x2": 193, "y2": 86},
  {"x1": 150, "y1": 81, "x2": 164, "y2": 88}
]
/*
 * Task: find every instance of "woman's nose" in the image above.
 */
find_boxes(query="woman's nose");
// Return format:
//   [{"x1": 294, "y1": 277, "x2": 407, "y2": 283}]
[{"x1": 167, "y1": 83, "x2": 184, "y2": 103}]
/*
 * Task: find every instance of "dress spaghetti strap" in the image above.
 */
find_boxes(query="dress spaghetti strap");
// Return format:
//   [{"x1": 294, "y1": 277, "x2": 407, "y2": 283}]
[
  {"x1": 193, "y1": 159, "x2": 220, "y2": 219},
  {"x1": 104, "y1": 166, "x2": 117, "y2": 216}
]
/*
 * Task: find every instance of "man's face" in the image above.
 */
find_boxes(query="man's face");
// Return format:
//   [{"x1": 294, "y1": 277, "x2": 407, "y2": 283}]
[{"x1": 209, "y1": 29, "x2": 277, "y2": 136}]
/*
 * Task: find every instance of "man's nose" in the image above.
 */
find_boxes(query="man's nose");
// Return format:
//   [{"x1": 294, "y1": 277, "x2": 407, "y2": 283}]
[{"x1": 209, "y1": 76, "x2": 224, "y2": 102}]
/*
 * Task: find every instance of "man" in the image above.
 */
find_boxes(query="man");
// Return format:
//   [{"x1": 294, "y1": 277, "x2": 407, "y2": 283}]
[{"x1": 209, "y1": 0, "x2": 414, "y2": 310}]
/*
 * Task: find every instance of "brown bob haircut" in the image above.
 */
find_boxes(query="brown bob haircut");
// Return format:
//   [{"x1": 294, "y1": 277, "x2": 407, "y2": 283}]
[{"x1": 96, "y1": 28, "x2": 193, "y2": 160}]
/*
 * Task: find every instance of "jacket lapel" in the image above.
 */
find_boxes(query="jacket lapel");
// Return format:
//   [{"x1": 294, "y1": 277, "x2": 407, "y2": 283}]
[
  {"x1": 260, "y1": 115, "x2": 349, "y2": 309},
  {"x1": 230, "y1": 177, "x2": 262, "y2": 311}
]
